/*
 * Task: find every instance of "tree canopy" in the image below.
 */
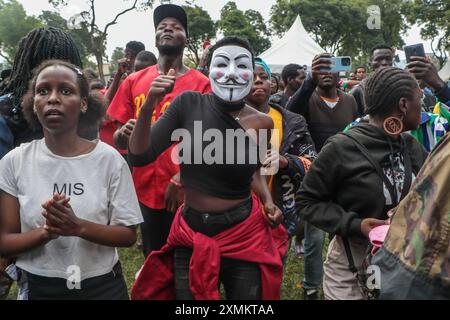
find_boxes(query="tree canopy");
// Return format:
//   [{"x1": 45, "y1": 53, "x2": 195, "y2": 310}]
[
  {"x1": 269, "y1": 0, "x2": 408, "y2": 66},
  {"x1": 0, "y1": 0, "x2": 42, "y2": 64},
  {"x1": 183, "y1": 4, "x2": 216, "y2": 67},
  {"x1": 48, "y1": 0, "x2": 155, "y2": 80},
  {"x1": 217, "y1": 1, "x2": 271, "y2": 55},
  {"x1": 403, "y1": 0, "x2": 450, "y2": 68}
]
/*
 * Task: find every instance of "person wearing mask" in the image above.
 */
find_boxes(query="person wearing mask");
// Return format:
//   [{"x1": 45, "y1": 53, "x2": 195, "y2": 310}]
[
  {"x1": 129, "y1": 36, "x2": 287, "y2": 300},
  {"x1": 107, "y1": 4, "x2": 211, "y2": 257},
  {"x1": 297, "y1": 67, "x2": 428, "y2": 300}
]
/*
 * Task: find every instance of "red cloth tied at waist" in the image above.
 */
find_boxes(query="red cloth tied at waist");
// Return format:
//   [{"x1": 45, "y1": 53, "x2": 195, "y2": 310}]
[{"x1": 131, "y1": 195, "x2": 288, "y2": 300}]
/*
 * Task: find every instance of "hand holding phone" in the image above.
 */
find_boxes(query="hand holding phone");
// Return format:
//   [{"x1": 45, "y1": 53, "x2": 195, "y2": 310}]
[
  {"x1": 311, "y1": 54, "x2": 332, "y2": 81},
  {"x1": 319, "y1": 56, "x2": 352, "y2": 73},
  {"x1": 404, "y1": 44, "x2": 425, "y2": 63},
  {"x1": 406, "y1": 55, "x2": 446, "y2": 92}
]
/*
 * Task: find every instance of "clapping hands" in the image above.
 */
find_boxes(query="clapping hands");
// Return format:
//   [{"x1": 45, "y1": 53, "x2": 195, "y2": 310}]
[{"x1": 42, "y1": 193, "x2": 83, "y2": 238}]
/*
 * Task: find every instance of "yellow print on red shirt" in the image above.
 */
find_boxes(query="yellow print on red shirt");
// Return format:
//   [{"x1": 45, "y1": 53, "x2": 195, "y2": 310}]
[
  {"x1": 134, "y1": 94, "x2": 146, "y2": 118},
  {"x1": 134, "y1": 93, "x2": 172, "y2": 124}
]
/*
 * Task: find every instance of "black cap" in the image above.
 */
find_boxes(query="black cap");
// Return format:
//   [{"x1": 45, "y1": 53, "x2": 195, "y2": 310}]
[{"x1": 153, "y1": 4, "x2": 188, "y2": 38}]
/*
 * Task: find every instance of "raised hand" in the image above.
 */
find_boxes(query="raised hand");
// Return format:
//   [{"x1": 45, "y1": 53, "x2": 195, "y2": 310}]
[
  {"x1": 406, "y1": 56, "x2": 446, "y2": 92},
  {"x1": 145, "y1": 68, "x2": 176, "y2": 107},
  {"x1": 311, "y1": 53, "x2": 333, "y2": 81}
]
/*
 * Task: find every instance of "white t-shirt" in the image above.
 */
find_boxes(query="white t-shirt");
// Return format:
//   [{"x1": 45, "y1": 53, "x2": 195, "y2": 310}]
[{"x1": 0, "y1": 139, "x2": 143, "y2": 281}]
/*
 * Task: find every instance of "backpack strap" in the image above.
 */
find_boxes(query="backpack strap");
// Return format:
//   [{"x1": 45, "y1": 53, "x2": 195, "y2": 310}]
[
  {"x1": 338, "y1": 131, "x2": 412, "y2": 277},
  {"x1": 342, "y1": 237, "x2": 358, "y2": 274},
  {"x1": 340, "y1": 132, "x2": 400, "y2": 204}
]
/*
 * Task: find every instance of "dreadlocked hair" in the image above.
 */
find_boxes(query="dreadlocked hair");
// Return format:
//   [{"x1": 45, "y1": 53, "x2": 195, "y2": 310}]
[
  {"x1": 21, "y1": 60, "x2": 104, "y2": 138},
  {"x1": 0, "y1": 27, "x2": 82, "y2": 108},
  {"x1": 364, "y1": 66, "x2": 419, "y2": 118}
]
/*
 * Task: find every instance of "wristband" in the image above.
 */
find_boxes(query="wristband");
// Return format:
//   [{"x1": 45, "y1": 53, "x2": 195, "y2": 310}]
[{"x1": 170, "y1": 178, "x2": 182, "y2": 188}]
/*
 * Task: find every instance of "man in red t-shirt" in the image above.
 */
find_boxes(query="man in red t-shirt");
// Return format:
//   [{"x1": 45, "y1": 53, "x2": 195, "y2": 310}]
[{"x1": 107, "y1": 4, "x2": 211, "y2": 257}]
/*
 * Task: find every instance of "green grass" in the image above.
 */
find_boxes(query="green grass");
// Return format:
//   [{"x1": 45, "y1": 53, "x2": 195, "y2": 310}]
[{"x1": 6, "y1": 235, "x2": 329, "y2": 300}]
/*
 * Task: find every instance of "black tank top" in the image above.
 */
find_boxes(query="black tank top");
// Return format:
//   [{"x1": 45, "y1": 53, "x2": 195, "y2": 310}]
[{"x1": 128, "y1": 92, "x2": 260, "y2": 199}]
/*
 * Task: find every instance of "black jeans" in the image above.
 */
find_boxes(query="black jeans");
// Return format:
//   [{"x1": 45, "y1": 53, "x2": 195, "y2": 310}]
[
  {"x1": 174, "y1": 198, "x2": 261, "y2": 300},
  {"x1": 26, "y1": 262, "x2": 129, "y2": 300},
  {"x1": 139, "y1": 203, "x2": 175, "y2": 257},
  {"x1": 174, "y1": 248, "x2": 262, "y2": 300}
]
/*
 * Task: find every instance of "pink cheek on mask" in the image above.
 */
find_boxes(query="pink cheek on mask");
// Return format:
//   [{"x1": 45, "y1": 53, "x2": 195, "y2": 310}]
[
  {"x1": 241, "y1": 72, "x2": 251, "y2": 81},
  {"x1": 213, "y1": 71, "x2": 224, "y2": 79}
]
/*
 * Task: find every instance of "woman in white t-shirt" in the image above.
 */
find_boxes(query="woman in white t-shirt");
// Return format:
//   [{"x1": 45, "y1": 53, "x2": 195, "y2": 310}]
[{"x1": 0, "y1": 60, "x2": 143, "y2": 300}]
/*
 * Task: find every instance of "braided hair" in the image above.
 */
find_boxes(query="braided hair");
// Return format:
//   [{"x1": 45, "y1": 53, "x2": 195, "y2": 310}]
[
  {"x1": 0, "y1": 27, "x2": 82, "y2": 108},
  {"x1": 364, "y1": 66, "x2": 419, "y2": 118}
]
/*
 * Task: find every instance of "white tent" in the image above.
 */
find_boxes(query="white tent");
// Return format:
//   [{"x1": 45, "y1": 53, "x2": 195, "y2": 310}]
[
  {"x1": 439, "y1": 59, "x2": 450, "y2": 80},
  {"x1": 393, "y1": 50, "x2": 406, "y2": 69},
  {"x1": 259, "y1": 15, "x2": 324, "y2": 73}
]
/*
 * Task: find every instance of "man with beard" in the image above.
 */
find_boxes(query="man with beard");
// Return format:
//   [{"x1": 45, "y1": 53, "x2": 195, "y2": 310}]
[
  {"x1": 107, "y1": 4, "x2": 211, "y2": 257},
  {"x1": 350, "y1": 45, "x2": 394, "y2": 117}
]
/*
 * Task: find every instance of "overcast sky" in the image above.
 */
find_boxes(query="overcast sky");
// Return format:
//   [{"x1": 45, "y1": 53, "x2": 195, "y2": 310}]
[{"x1": 15, "y1": 0, "x2": 432, "y2": 60}]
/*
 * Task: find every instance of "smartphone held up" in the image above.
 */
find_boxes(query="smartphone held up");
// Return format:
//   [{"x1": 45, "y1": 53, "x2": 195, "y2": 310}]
[
  {"x1": 320, "y1": 56, "x2": 352, "y2": 73},
  {"x1": 404, "y1": 43, "x2": 425, "y2": 63}
]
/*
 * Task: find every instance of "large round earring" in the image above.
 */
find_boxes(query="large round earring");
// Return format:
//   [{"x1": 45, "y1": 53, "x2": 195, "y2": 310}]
[{"x1": 383, "y1": 115, "x2": 403, "y2": 136}]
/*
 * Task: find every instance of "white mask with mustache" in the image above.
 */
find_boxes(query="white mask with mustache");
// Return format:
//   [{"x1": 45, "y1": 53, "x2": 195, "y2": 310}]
[{"x1": 209, "y1": 45, "x2": 254, "y2": 103}]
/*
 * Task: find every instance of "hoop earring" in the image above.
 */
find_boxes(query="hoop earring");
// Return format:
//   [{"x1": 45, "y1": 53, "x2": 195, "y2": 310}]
[{"x1": 383, "y1": 115, "x2": 403, "y2": 136}]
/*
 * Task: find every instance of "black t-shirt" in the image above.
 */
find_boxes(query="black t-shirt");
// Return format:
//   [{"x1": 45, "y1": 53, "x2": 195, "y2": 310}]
[{"x1": 129, "y1": 92, "x2": 260, "y2": 200}]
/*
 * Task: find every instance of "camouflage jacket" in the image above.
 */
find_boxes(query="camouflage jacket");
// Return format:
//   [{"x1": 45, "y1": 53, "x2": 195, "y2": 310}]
[{"x1": 383, "y1": 133, "x2": 450, "y2": 287}]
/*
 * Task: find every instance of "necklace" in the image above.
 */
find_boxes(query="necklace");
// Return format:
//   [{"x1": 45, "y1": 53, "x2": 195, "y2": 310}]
[{"x1": 233, "y1": 108, "x2": 244, "y2": 121}]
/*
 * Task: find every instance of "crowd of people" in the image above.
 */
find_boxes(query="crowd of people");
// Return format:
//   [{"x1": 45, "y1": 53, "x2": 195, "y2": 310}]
[{"x1": 0, "y1": 3, "x2": 449, "y2": 300}]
